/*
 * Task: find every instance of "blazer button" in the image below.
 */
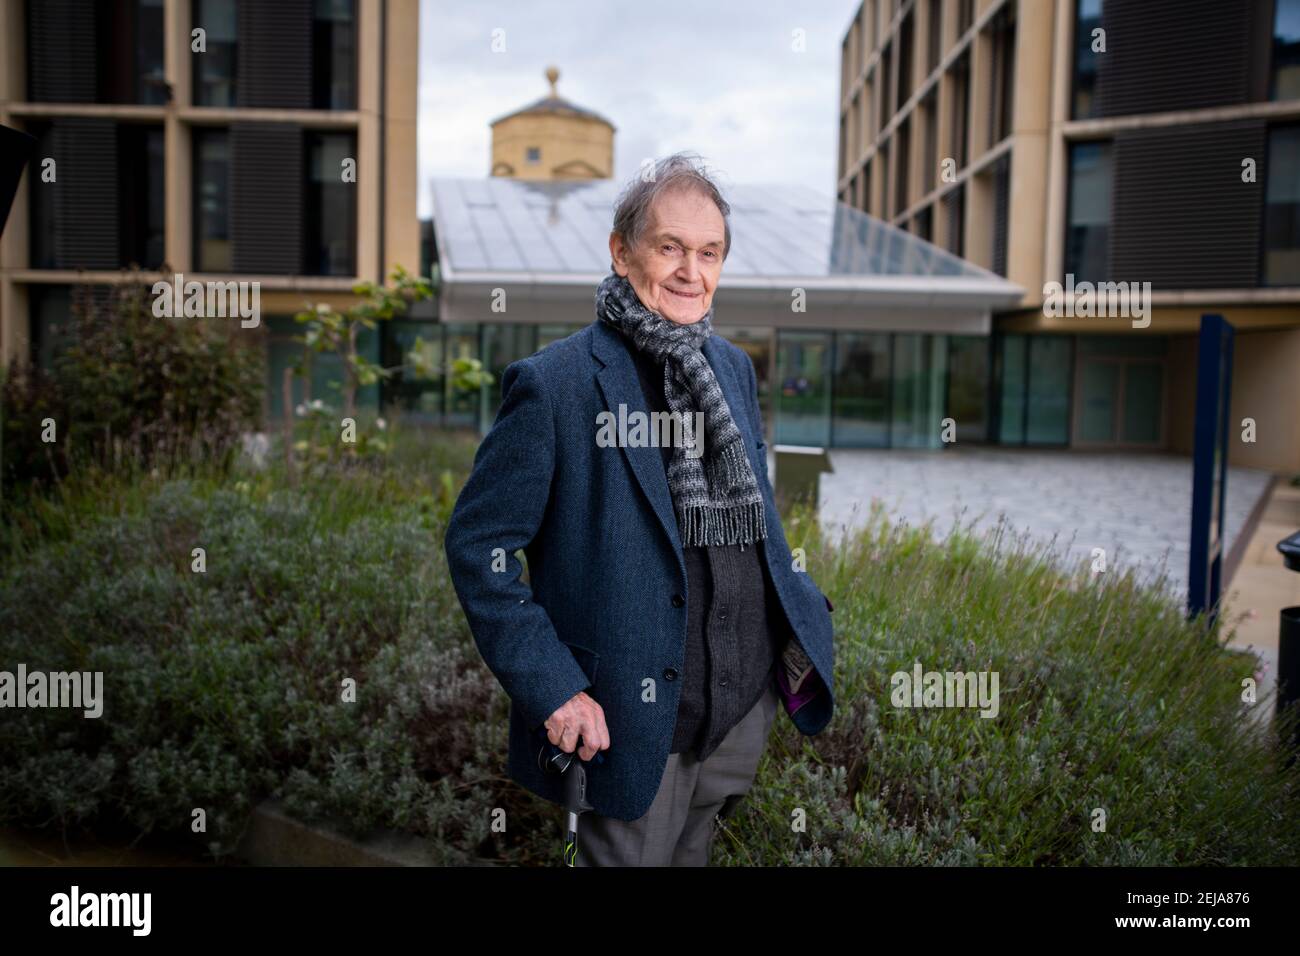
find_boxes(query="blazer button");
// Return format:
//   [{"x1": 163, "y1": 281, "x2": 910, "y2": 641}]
[
  {"x1": 663, "y1": 668, "x2": 679, "y2": 681},
  {"x1": 671, "y1": 593, "x2": 685, "y2": 607}
]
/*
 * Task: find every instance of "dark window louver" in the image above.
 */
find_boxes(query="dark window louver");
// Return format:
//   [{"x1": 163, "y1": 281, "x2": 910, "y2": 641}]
[
  {"x1": 26, "y1": 0, "x2": 98, "y2": 103},
  {"x1": 230, "y1": 123, "x2": 304, "y2": 275},
  {"x1": 944, "y1": 185, "x2": 964, "y2": 258},
  {"x1": 992, "y1": 156, "x2": 1010, "y2": 278},
  {"x1": 1111, "y1": 119, "x2": 1266, "y2": 289},
  {"x1": 1096, "y1": 0, "x2": 1255, "y2": 118},
  {"x1": 236, "y1": 0, "x2": 313, "y2": 109},
  {"x1": 50, "y1": 119, "x2": 120, "y2": 270}
]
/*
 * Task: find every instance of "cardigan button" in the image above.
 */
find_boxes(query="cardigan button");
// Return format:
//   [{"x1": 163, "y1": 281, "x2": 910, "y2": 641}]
[
  {"x1": 671, "y1": 593, "x2": 685, "y2": 608},
  {"x1": 663, "y1": 668, "x2": 679, "y2": 681}
]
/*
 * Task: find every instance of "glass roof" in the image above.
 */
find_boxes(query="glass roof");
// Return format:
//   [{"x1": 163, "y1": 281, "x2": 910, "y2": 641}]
[{"x1": 429, "y1": 176, "x2": 1006, "y2": 285}]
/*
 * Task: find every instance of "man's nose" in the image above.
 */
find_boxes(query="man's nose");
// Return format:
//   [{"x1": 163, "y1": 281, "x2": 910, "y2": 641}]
[{"x1": 677, "y1": 255, "x2": 701, "y2": 284}]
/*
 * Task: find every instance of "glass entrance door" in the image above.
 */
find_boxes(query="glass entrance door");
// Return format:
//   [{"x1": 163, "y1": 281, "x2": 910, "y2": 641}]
[{"x1": 1074, "y1": 355, "x2": 1166, "y2": 447}]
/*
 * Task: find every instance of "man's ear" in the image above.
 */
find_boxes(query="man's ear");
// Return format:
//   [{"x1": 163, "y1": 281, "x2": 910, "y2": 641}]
[{"x1": 609, "y1": 233, "x2": 630, "y2": 277}]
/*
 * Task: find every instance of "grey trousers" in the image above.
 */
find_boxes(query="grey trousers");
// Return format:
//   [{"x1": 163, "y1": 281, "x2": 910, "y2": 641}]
[{"x1": 573, "y1": 678, "x2": 780, "y2": 867}]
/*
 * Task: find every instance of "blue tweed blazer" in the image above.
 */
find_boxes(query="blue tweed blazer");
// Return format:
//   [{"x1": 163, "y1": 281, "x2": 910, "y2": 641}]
[{"x1": 444, "y1": 318, "x2": 835, "y2": 821}]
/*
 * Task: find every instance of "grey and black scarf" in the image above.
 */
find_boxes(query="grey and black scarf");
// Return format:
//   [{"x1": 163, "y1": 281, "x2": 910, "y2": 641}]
[{"x1": 594, "y1": 271, "x2": 766, "y2": 548}]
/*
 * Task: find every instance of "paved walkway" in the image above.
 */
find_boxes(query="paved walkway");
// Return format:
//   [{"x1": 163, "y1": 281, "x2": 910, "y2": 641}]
[
  {"x1": 1221, "y1": 481, "x2": 1300, "y2": 713},
  {"x1": 813, "y1": 448, "x2": 1275, "y2": 603}
]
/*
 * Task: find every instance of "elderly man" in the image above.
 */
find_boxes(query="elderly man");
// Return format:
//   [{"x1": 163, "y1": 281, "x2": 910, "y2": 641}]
[{"x1": 444, "y1": 152, "x2": 834, "y2": 866}]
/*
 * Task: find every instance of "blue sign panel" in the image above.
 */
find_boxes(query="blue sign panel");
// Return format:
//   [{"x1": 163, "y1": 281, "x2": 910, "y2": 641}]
[{"x1": 1188, "y1": 314, "x2": 1235, "y2": 622}]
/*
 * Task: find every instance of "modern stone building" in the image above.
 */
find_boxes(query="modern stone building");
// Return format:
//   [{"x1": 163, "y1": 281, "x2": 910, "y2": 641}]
[
  {"x1": 837, "y1": 0, "x2": 1300, "y2": 471},
  {"x1": 410, "y1": 175, "x2": 1023, "y2": 445},
  {"x1": 0, "y1": 0, "x2": 421, "y2": 419}
]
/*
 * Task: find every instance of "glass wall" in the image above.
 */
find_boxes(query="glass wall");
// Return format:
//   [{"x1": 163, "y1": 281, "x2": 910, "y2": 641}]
[
  {"x1": 722, "y1": 327, "x2": 774, "y2": 440},
  {"x1": 947, "y1": 335, "x2": 988, "y2": 443},
  {"x1": 1025, "y1": 336, "x2": 1072, "y2": 443},
  {"x1": 265, "y1": 315, "x2": 379, "y2": 420},
  {"x1": 831, "y1": 332, "x2": 890, "y2": 447},
  {"x1": 890, "y1": 333, "x2": 947, "y2": 448},
  {"x1": 997, "y1": 334, "x2": 1072, "y2": 446},
  {"x1": 775, "y1": 331, "x2": 832, "y2": 446},
  {"x1": 358, "y1": 322, "x2": 1019, "y2": 452},
  {"x1": 997, "y1": 334, "x2": 1027, "y2": 444}
]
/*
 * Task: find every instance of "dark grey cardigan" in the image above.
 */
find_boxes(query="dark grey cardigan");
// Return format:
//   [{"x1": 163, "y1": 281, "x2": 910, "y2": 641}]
[{"x1": 626, "y1": 338, "x2": 783, "y2": 760}]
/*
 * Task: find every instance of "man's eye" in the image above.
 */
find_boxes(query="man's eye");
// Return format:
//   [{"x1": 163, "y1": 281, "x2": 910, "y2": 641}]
[{"x1": 662, "y1": 244, "x2": 677, "y2": 254}]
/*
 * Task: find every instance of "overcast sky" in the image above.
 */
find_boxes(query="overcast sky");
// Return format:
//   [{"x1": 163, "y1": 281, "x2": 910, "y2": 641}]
[{"x1": 417, "y1": 0, "x2": 861, "y2": 217}]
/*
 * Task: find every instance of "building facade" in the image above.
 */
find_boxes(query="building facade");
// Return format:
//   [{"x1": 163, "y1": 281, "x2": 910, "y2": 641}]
[
  {"x1": 838, "y1": 0, "x2": 1300, "y2": 471},
  {"x1": 411, "y1": 176, "x2": 1022, "y2": 447},
  {"x1": 0, "y1": 0, "x2": 420, "y2": 419}
]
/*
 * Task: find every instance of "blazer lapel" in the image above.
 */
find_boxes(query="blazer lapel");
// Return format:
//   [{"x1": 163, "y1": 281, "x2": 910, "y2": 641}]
[
  {"x1": 591, "y1": 321, "x2": 759, "y2": 561},
  {"x1": 592, "y1": 321, "x2": 684, "y2": 562}
]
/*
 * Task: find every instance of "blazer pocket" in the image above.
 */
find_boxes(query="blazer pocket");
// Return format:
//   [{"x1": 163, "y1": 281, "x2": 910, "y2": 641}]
[{"x1": 562, "y1": 640, "x2": 600, "y2": 687}]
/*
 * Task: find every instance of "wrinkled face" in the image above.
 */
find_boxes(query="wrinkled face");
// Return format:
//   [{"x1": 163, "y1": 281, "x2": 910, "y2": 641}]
[{"x1": 609, "y1": 187, "x2": 726, "y2": 325}]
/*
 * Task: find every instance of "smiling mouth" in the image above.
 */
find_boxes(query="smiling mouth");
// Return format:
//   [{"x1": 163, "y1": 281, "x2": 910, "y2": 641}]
[{"x1": 666, "y1": 288, "x2": 701, "y2": 299}]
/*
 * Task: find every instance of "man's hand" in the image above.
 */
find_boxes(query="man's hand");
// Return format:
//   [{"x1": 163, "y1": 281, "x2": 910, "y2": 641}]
[{"x1": 544, "y1": 691, "x2": 610, "y2": 762}]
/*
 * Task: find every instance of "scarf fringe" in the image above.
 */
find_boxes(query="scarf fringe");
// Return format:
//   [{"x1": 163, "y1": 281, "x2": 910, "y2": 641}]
[{"x1": 679, "y1": 498, "x2": 768, "y2": 548}]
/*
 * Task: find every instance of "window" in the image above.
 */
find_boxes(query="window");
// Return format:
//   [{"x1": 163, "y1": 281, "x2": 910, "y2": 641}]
[
  {"x1": 950, "y1": 51, "x2": 970, "y2": 169},
  {"x1": 1263, "y1": 125, "x2": 1300, "y2": 285},
  {"x1": 832, "y1": 332, "x2": 890, "y2": 447},
  {"x1": 927, "y1": 0, "x2": 942, "y2": 75},
  {"x1": 25, "y1": 0, "x2": 165, "y2": 104},
  {"x1": 28, "y1": 120, "x2": 163, "y2": 270},
  {"x1": 134, "y1": 0, "x2": 167, "y2": 104},
  {"x1": 118, "y1": 124, "x2": 166, "y2": 269},
  {"x1": 943, "y1": 183, "x2": 965, "y2": 257},
  {"x1": 922, "y1": 92, "x2": 938, "y2": 194},
  {"x1": 989, "y1": 5, "x2": 1017, "y2": 146},
  {"x1": 526, "y1": 147, "x2": 541, "y2": 164},
  {"x1": 881, "y1": 42, "x2": 893, "y2": 125},
  {"x1": 312, "y1": 0, "x2": 356, "y2": 109},
  {"x1": 1274, "y1": 0, "x2": 1300, "y2": 100},
  {"x1": 897, "y1": 12, "x2": 914, "y2": 107},
  {"x1": 957, "y1": 0, "x2": 974, "y2": 35},
  {"x1": 895, "y1": 118, "x2": 911, "y2": 215},
  {"x1": 193, "y1": 128, "x2": 231, "y2": 271},
  {"x1": 1072, "y1": 0, "x2": 1103, "y2": 119},
  {"x1": 193, "y1": 0, "x2": 238, "y2": 106},
  {"x1": 1064, "y1": 140, "x2": 1111, "y2": 283},
  {"x1": 946, "y1": 336, "x2": 988, "y2": 443},
  {"x1": 915, "y1": 205, "x2": 932, "y2": 242},
  {"x1": 304, "y1": 131, "x2": 358, "y2": 276}
]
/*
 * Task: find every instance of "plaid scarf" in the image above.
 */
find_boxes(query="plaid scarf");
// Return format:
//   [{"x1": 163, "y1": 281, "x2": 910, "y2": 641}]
[{"x1": 594, "y1": 272, "x2": 767, "y2": 548}]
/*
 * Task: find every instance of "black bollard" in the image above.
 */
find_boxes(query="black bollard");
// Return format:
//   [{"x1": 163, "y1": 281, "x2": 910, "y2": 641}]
[{"x1": 1275, "y1": 532, "x2": 1300, "y2": 767}]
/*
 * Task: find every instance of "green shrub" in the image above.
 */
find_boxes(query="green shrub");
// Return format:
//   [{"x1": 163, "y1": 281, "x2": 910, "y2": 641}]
[
  {"x1": 3, "y1": 439, "x2": 1298, "y2": 866},
  {"x1": 1, "y1": 279, "x2": 262, "y2": 495}
]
